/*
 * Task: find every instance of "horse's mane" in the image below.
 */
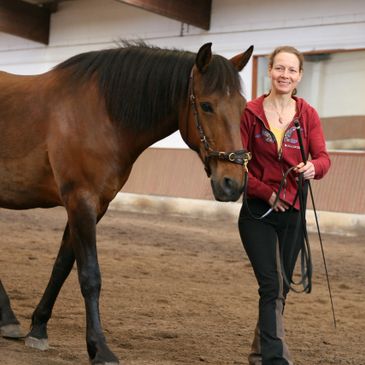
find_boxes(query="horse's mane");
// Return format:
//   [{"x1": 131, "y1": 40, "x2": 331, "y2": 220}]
[{"x1": 55, "y1": 41, "x2": 242, "y2": 131}]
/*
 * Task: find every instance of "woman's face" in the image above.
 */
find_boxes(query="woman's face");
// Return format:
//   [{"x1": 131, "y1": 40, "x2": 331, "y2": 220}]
[{"x1": 269, "y1": 52, "x2": 302, "y2": 95}]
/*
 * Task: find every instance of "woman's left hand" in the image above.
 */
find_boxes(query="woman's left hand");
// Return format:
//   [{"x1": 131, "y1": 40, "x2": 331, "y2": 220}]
[{"x1": 295, "y1": 161, "x2": 315, "y2": 180}]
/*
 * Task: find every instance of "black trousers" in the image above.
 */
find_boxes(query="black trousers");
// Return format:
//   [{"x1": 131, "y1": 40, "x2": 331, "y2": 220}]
[{"x1": 238, "y1": 199, "x2": 304, "y2": 365}]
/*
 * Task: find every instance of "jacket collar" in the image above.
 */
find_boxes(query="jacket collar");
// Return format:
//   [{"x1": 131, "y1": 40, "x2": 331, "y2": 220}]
[{"x1": 246, "y1": 94, "x2": 307, "y2": 125}]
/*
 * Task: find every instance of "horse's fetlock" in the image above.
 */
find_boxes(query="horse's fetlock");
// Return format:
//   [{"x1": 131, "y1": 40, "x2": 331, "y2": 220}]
[
  {"x1": 28, "y1": 321, "x2": 48, "y2": 340},
  {"x1": 32, "y1": 308, "x2": 51, "y2": 325}
]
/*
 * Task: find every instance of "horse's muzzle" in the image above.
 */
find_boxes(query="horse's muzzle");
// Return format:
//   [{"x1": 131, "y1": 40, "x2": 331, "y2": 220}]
[{"x1": 211, "y1": 177, "x2": 243, "y2": 202}]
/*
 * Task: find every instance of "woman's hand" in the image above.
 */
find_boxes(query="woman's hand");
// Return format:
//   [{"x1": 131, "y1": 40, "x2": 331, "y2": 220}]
[
  {"x1": 268, "y1": 192, "x2": 289, "y2": 212},
  {"x1": 295, "y1": 161, "x2": 315, "y2": 180}
]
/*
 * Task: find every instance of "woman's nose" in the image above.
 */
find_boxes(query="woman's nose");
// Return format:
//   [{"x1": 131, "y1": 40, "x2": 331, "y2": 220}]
[{"x1": 281, "y1": 69, "x2": 290, "y2": 77}]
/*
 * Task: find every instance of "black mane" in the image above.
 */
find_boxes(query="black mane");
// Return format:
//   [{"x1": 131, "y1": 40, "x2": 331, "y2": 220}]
[{"x1": 55, "y1": 42, "x2": 242, "y2": 131}]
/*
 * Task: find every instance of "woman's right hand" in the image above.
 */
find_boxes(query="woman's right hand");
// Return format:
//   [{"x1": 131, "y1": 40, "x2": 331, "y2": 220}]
[{"x1": 268, "y1": 192, "x2": 289, "y2": 212}]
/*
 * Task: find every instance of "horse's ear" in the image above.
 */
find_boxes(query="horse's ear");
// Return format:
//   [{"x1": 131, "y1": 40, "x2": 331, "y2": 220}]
[
  {"x1": 195, "y1": 42, "x2": 212, "y2": 73},
  {"x1": 230, "y1": 45, "x2": 254, "y2": 71}
]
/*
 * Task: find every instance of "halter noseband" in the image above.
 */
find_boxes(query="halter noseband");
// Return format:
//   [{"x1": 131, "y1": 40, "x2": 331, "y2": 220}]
[{"x1": 188, "y1": 68, "x2": 251, "y2": 177}]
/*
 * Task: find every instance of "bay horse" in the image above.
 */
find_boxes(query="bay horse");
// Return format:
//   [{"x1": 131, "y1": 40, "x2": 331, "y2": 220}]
[{"x1": 0, "y1": 41, "x2": 253, "y2": 364}]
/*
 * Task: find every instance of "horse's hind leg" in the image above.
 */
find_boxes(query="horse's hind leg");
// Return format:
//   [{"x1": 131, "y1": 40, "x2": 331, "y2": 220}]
[
  {"x1": 0, "y1": 280, "x2": 24, "y2": 338},
  {"x1": 26, "y1": 224, "x2": 75, "y2": 350}
]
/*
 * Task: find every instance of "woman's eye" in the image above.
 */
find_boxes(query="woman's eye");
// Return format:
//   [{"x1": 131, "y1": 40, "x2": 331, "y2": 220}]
[{"x1": 200, "y1": 102, "x2": 213, "y2": 113}]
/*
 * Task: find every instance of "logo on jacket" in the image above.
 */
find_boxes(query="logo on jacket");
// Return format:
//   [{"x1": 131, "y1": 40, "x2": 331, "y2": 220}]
[
  {"x1": 284, "y1": 126, "x2": 298, "y2": 145},
  {"x1": 261, "y1": 129, "x2": 274, "y2": 143}
]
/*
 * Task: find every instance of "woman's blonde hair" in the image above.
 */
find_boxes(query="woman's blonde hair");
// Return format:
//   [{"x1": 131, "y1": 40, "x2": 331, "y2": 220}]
[{"x1": 268, "y1": 45, "x2": 304, "y2": 71}]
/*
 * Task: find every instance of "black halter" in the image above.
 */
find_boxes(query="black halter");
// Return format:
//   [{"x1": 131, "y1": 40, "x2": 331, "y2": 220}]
[{"x1": 188, "y1": 68, "x2": 251, "y2": 177}]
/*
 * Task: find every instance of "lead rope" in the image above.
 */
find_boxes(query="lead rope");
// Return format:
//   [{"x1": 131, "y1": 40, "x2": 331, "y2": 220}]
[
  {"x1": 294, "y1": 120, "x2": 337, "y2": 328},
  {"x1": 279, "y1": 177, "x2": 312, "y2": 294},
  {"x1": 309, "y1": 178, "x2": 337, "y2": 327},
  {"x1": 243, "y1": 165, "x2": 296, "y2": 220}
]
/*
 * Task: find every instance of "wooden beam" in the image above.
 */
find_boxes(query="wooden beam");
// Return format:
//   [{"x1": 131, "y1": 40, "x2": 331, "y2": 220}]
[
  {"x1": 119, "y1": 0, "x2": 212, "y2": 30},
  {"x1": 0, "y1": 0, "x2": 51, "y2": 44},
  {"x1": 251, "y1": 55, "x2": 258, "y2": 100}
]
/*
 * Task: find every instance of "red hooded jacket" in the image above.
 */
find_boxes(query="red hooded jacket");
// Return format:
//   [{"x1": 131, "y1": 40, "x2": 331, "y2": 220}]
[{"x1": 241, "y1": 95, "x2": 331, "y2": 209}]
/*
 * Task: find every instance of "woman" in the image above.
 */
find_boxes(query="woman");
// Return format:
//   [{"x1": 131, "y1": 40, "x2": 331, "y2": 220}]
[{"x1": 239, "y1": 46, "x2": 331, "y2": 365}]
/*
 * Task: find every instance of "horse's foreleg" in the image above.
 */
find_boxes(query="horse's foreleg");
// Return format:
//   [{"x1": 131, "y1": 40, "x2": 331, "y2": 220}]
[
  {"x1": 67, "y1": 194, "x2": 119, "y2": 365},
  {"x1": 0, "y1": 280, "x2": 24, "y2": 338},
  {"x1": 26, "y1": 224, "x2": 75, "y2": 350}
]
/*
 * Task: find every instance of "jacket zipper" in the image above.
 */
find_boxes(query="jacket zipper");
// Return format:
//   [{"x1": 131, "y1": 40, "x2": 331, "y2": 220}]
[{"x1": 256, "y1": 119, "x2": 288, "y2": 200}]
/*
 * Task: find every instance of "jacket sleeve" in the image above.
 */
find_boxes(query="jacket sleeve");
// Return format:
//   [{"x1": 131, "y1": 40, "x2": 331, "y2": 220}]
[
  {"x1": 240, "y1": 109, "x2": 273, "y2": 202},
  {"x1": 307, "y1": 108, "x2": 331, "y2": 179}
]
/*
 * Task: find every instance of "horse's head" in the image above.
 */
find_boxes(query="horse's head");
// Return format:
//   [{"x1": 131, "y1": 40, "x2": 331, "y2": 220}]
[{"x1": 180, "y1": 43, "x2": 254, "y2": 202}]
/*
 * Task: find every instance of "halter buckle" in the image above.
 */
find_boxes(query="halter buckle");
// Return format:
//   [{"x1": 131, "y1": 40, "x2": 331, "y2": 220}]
[{"x1": 228, "y1": 152, "x2": 236, "y2": 162}]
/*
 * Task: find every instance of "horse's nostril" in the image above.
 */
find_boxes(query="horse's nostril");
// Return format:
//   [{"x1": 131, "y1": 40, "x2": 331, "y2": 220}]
[{"x1": 223, "y1": 177, "x2": 236, "y2": 191}]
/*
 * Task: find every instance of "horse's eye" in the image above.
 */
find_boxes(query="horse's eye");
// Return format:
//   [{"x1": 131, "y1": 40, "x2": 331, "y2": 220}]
[{"x1": 200, "y1": 102, "x2": 213, "y2": 113}]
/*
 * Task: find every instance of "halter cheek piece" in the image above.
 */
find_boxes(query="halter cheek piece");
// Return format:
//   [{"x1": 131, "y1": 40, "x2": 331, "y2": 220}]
[{"x1": 188, "y1": 68, "x2": 251, "y2": 177}]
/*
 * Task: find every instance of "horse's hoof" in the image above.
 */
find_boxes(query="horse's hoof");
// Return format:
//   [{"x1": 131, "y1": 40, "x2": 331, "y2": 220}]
[
  {"x1": 1, "y1": 324, "x2": 25, "y2": 339},
  {"x1": 91, "y1": 358, "x2": 119, "y2": 365},
  {"x1": 90, "y1": 357, "x2": 120, "y2": 365},
  {"x1": 25, "y1": 336, "x2": 49, "y2": 350}
]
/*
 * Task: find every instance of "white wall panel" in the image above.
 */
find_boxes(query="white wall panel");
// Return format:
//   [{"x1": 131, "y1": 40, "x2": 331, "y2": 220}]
[{"x1": 1, "y1": 0, "x2": 364, "y2": 147}]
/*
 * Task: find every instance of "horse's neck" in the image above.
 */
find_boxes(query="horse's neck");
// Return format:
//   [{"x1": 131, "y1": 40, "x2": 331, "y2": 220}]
[{"x1": 119, "y1": 116, "x2": 180, "y2": 161}]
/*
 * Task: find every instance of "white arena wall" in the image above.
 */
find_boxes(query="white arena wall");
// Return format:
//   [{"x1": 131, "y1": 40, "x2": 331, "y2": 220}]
[{"x1": 1, "y1": 0, "x2": 364, "y2": 149}]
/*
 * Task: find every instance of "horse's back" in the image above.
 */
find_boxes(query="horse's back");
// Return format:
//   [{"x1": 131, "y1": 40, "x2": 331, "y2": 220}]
[
  {"x1": 0, "y1": 71, "x2": 51, "y2": 154},
  {"x1": 0, "y1": 71, "x2": 62, "y2": 209}
]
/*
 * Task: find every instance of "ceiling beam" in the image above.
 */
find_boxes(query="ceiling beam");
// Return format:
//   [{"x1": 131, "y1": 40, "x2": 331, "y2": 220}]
[
  {"x1": 119, "y1": 0, "x2": 212, "y2": 30},
  {"x1": 0, "y1": 0, "x2": 51, "y2": 44}
]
